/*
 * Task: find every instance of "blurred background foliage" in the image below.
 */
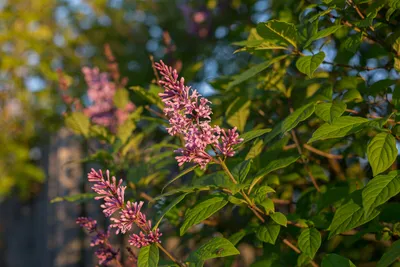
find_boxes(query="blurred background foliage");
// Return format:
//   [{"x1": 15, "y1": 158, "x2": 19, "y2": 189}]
[
  {"x1": 0, "y1": 0, "x2": 268, "y2": 200},
  {"x1": 1, "y1": 0, "x2": 397, "y2": 199}
]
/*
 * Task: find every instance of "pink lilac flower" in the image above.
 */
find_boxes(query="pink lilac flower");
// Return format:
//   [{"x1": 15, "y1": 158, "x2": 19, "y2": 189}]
[
  {"x1": 88, "y1": 169, "x2": 125, "y2": 217},
  {"x1": 90, "y1": 228, "x2": 110, "y2": 246},
  {"x1": 82, "y1": 67, "x2": 135, "y2": 132},
  {"x1": 95, "y1": 247, "x2": 119, "y2": 265},
  {"x1": 155, "y1": 60, "x2": 243, "y2": 169},
  {"x1": 76, "y1": 217, "x2": 97, "y2": 232},
  {"x1": 86, "y1": 169, "x2": 162, "y2": 249},
  {"x1": 76, "y1": 217, "x2": 119, "y2": 265},
  {"x1": 128, "y1": 228, "x2": 162, "y2": 249}
]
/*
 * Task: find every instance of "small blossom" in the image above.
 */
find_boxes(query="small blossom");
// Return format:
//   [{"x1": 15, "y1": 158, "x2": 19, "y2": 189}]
[
  {"x1": 90, "y1": 228, "x2": 110, "y2": 247},
  {"x1": 76, "y1": 217, "x2": 97, "y2": 233},
  {"x1": 87, "y1": 169, "x2": 125, "y2": 217},
  {"x1": 86, "y1": 169, "x2": 162, "y2": 248},
  {"x1": 155, "y1": 60, "x2": 243, "y2": 169},
  {"x1": 128, "y1": 229, "x2": 162, "y2": 249},
  {"x1": 216, "y1": 127, "x2": 244, "y2": 157},
  {"x1": 95, "y1": 246, "x2": 119, "y2": 265},
  {"x1": 82, "y1": 67, "x2": 135, "y2": 131},
  {"x1": 128, "y1": 232, "x2": 150, "y2": 248},
  {"x1": 76, "y1": 217, "x2": 119, "y2": 265},
  {"x1": 110, "y1": 201, "x2": 149, "y2": 234}
]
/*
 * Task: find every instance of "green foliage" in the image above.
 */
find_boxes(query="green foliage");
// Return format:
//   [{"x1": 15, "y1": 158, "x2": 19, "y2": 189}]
[
  {"x1": 180, "y1": 195, "x2": 228, "y2": 235},
  {"x1": 270, "y1": 212, "x2": 287, "y2": 227},
  {"x1": 47, "y1": 0, "x2": 400, "y2": 266},
  {"x1": 256, "y1": 21, "x2": 298, "y2": 48},
  {"x1": 321, "y1": 254, "x2": 356, "y2": 267},
  {"x1": 328, "y1": 191, "x2": 380, "y2": 238},
  {"x1": 362, "y1": 171, "x2": 400, "y2": 217},
  {"x1": 226, "y1": 98, "x2": 251, "y2": 132},
  {"x1": 138, "y1": 244, "x2": 159, "y2": 267},
  {"x1": 256, "y1": 221, "x2": 281, "y2": 244},
  {"x1": 188, "y1": 237, "x2": 240, "y2": 261},
  {"x1": 377, "y1": 240, "x2": 400, "y2": 267},
  {"x1": 296, "y1": 52, "x2": 325, "y2": 78},
  {"x1": 309, "y1": 117, "x2": 369, "y2": 142},
  {"x1": 64, "y1": 112, "x2": 90, "y2": 138},
  {"x1": 367, "y1": 133, "x2": 398, "y2": 176},
  {"x1": 282, "y1": 102, "x2": 316, "y2": 132},
  {"x1": 298, "y1": 228, "x2": 321, "y2": 259},
  {"x1": 315, "y1": 102, "x2": 346, "y2": 123}
]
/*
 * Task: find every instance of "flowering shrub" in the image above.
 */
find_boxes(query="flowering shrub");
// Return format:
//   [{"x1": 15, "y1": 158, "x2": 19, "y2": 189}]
[{"x1": 56, "y1": 1, "x2": 400, "y2": 267}]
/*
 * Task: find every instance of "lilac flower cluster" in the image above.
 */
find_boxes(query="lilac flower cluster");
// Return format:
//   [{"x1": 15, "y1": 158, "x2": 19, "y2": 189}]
[
  {"x1": 76, "y1": 217, "x2": 119, "y2": 265},
  {"x1": 86, "y1": 169, "x2": 162, "y2": 249},
  {"x1": 155, "y1": 61, "x2": 243, "y2": 169},
  {"x1": 82, "y1": 67, "x2": 134, "y2": 131}
]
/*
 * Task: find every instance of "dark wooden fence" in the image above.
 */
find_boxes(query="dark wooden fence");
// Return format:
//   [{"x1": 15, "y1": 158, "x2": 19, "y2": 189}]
[{"x1": 0, "y1": 128, "x2": 100, "y2": 267}]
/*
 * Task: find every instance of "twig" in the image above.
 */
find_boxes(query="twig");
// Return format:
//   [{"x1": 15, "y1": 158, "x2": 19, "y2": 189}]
[
  {"x1": 346, "y1": 0, "x2": 375, "y2": 31},
  {"x1": 283, "y1": 238, "x2": 319, "y2": 267},
  {"x1": 139, "y1": 192, "x2": 154, "y2": 202},
  {"x1": 291, "y1": 130, "x2": 321, "y2": 192},
  {"x1": 303, "y1": 144, "x2": 343, "y2": 160},
  {"x1": 322, "y1": 61, "x2": 387, "y2": 71},
  {"x1": 157, "y1": 243, "x2": 187, "y2": 267},
  {"x1": 149, "y1": 55, "x2": 160, "y2": 84},
  {"x1": 272, "y1": 198, "x2": 292, "y2": 205},
  {"x1": 145, "y1": 105, "x2": 166, "y2": 119},
  {"x1": 220, "y1": 160, "x2": 238, "y2": 184}
]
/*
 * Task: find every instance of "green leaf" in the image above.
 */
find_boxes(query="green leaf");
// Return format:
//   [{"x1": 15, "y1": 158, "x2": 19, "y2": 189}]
[
  {"x1": 254, "y1": 185, "x2": 276, "y2": 203},
  {"x1": 343, "y1": 33, "x2": 362, "y2": 53},
  {"x1": 295, "y1": 52, "x2": 325, "y2": 78},
  {"x1": 226, "y1": 98, "x2": 251, "y2": 132},
  {"x1": 315, "y1": 102, "x2": 346, "y2": 123},
  {"x1": 154, "y1": 193, "x2": 188, "y2": 229},
  {"x1": 305, "y1": 25, "x2": 343, "y2": 48},
  {"x1": 137, "y1": 244, "x2": 159, "y2": 267},
  {"x1": 229, "y1": 230, "x2": 249, "y2": 245},
  {"x1": 154, "y1": 186, "x2": 211, "y2": 201},
  {"x1": 228, "y1": 195, "x2": 247, "y2": 206},
  {"x1": 256, "y1": 221, "x2": 281, "y2": 244},
  {"x1": 233, "y1": 39, "x2": 288, "y2": 53},
  {"x1": 270, "y1": 212, "x2": 287, "y2": 227},
  {"x1": 298, "y1": 228, "x2": 321, "y2": 259},
  {"x1": 249, "y1": 155, "x2": 300, "y2": 193},
  {"x1": 65, "y1": 112, "x2": 90, "y2": 138},
  {"x1": 117, "y1": 119, "x2": 136, "y2": 144},
  {"x1": 328, "y1": 191, "x2": 380, "y2": 239},
  {"x1": 369, "y1": 79, "x2": 395, "y2": 96},
  {"x1": 50, "y1": 193, "x2": 97, "y2": 204},
  {"x1": 342, "y1": 89, "x2": 363, "y2": 103},
  {"x1": 130, "y1": 86, "x2": 163, "y2": 109},
  {"x1": 189, "y1": 237, "x2": 240, "y2": 261},
  {"x1": 227, "y1": 55, "x2": 287, "y2": 89},
  {"x1": 377, "y1": 240, "x2": 400, "y2": 267},
  {"x1": 282, "y1": 102, "x2": 316, "y2": 132},
  {"x1": 231, "y1": 159, "x2": 252, "y2": 183},
  {"x1": 192, "y1": 171, "x2": 237, "y2": 192},
  {"x1": 162, "y1": 165, "x2": 198, "y2": 192},
  {"x1": 256, "y1": 20, "x2": 298, "y2": 48},
  {"x1": 113, "y1": 88, "x2": 130, "y2": 109},
  {"x1": 367, "y1": 133, "x2": 398, "y2": 176},
  {"x1": 238, "y1": 128, "x2": 272, "y2": 146},
  {"x1": 180, "y1": 196, "x2": 228, "y2": 235},
  {"x1": 246, "y1": 139, "x2": 264, "y2": 160},
  {"x1": 321, "y1": 254, "x2": 356, "y2": 267},
  {"x1": 362, "y1": 171, "x2": 400, "y2": 217},
  {"x1": 297, "y1": 253, "x2": 312, "y2": 267},
  {"x1": 260, "y1": 199, "x2": 275, "y2": 215},
  {"x1": 308, "y1": 116, "x2": 369, "y2": 143}
]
